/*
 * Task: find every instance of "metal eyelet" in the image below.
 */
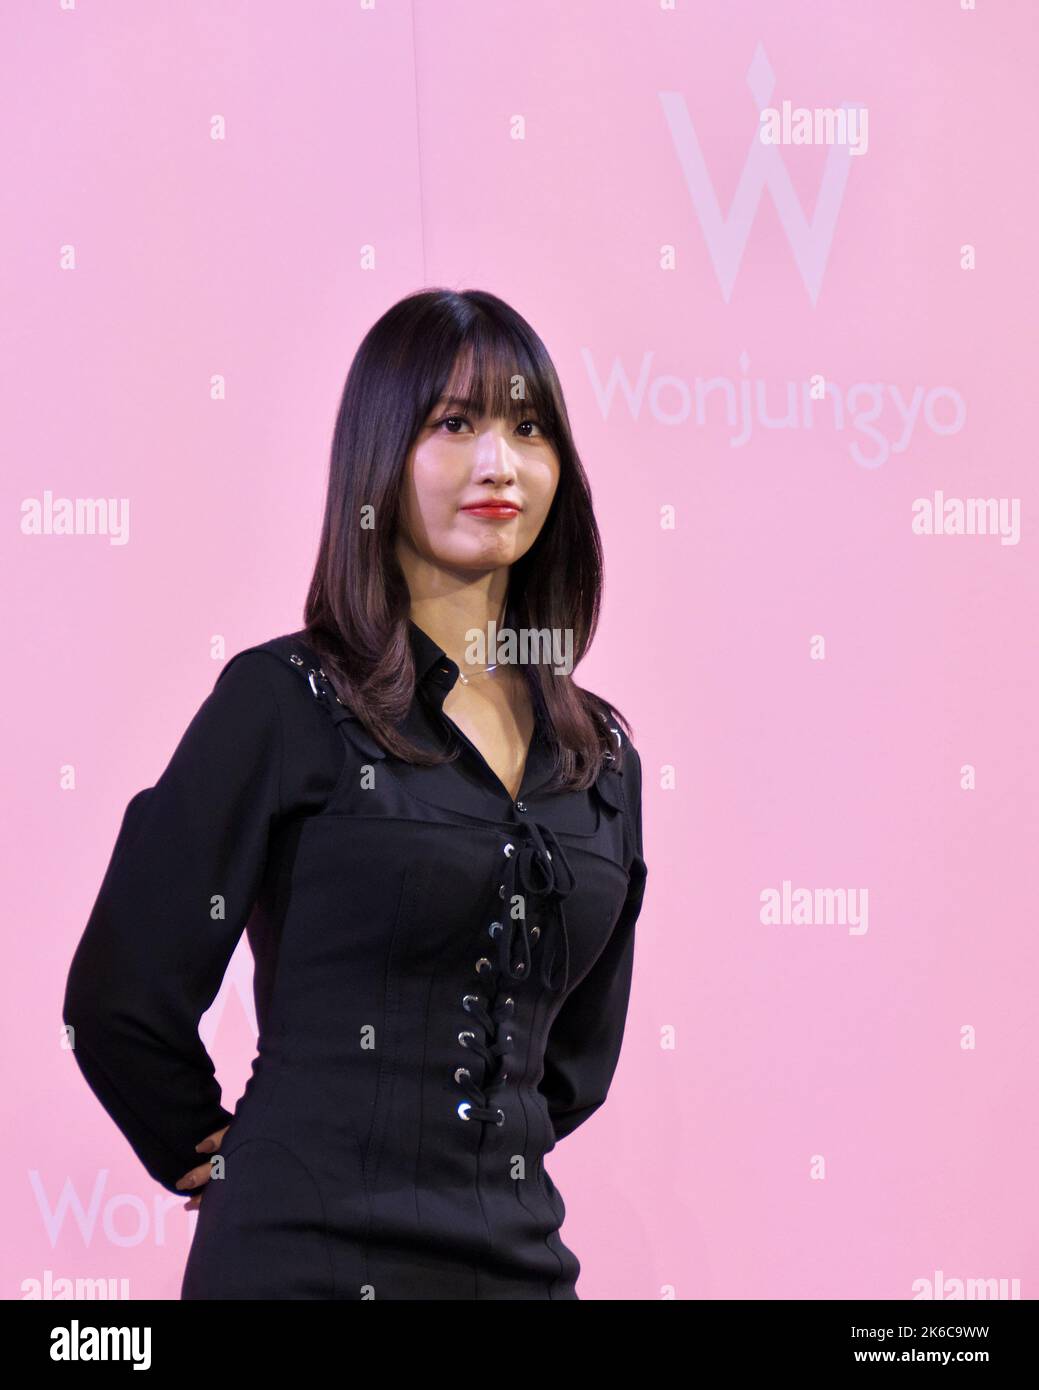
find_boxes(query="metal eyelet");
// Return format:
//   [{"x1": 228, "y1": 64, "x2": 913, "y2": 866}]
[
  {"x1": 458, "y1": 1030, "x2": 475, "y2": 1047},
  {"x1": 290, "y1": 653, "x2": 304, "y2": 666},
  {"x1": 503, "y1": 843, "x2": 515, "y2": 858},
  {"x1": 512, "y1": 962, "x2": 526, "y2": 975},
  {"x1": 462, "y1": 994, "x2": 480, "y2": 1012},
  {"x1": 454, "y1": 1066, "x2": 471, "y2": 1084},
  {"x1": 457, "y1": 1102, "x2": 472, "y2": 1121},
  {"x1": 498, "y1": 884, "x2": 506, "y2": 899},
  {"x1": 495, "y1": 1108, "x2": 505, "y2": 1126},
  {"x1": 488, "y1": 921, "x2": 502, "y2": 938},
  {"x1": 529, "y1": 925, "x2": 540, "y2": 942},
  {"x1": 474, "y1": 957, "x2": 491, "y2": 974}
]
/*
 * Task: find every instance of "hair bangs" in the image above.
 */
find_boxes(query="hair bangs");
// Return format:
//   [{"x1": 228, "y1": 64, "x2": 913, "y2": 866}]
[{"x1": 436, "y1": 325, "x2": 561, "y2": 438}]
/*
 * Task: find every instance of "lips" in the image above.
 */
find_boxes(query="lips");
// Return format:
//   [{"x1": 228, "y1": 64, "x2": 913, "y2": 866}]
[{"x1": 461, "y1": 503, "x2": 521, "y2": 517}]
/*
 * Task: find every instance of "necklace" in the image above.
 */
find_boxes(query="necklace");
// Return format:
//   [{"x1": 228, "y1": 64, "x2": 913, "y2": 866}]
[{"x1": 456, "y1": 660, "x2": 503, "y2": 685}]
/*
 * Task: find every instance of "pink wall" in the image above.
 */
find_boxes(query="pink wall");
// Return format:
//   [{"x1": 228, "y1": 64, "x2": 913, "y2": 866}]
[{"x1": 6, "y1": 0, "x2": 1036, "y2": 1300}]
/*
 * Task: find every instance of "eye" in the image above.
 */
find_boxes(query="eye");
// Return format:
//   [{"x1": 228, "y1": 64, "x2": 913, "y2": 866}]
[
  {"x1": 433, "y1": 414, "x2": 472, "y2": 434},
  {"x1": 430, "y1": 414, "x2": 544, "y2": 438}
]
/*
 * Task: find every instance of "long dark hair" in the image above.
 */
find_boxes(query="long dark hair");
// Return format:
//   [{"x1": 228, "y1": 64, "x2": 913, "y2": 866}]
[{"x1": 302, "y1": 287, "x2": 632, "y2": 792}]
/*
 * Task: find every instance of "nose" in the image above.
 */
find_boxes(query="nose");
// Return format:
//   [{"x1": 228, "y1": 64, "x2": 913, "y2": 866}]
[{"x1": 473, "y1": 424, "x2": 518, "y2": 482}]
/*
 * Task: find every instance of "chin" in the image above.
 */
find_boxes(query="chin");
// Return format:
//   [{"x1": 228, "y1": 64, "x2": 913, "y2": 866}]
[{"x1": 434, "y1": 540, "x2": 515, "y2": 569}]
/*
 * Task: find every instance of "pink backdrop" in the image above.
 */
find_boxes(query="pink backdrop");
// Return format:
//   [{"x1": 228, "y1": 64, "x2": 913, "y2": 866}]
[{"x1": 5, "y1": 0, "x2": 1036, "y2": 1300}]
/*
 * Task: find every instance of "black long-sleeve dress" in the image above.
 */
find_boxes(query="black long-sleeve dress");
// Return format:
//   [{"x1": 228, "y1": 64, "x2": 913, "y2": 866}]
[{"x1": 62, "y1": 620, "x2": 649, "y2": 1300}]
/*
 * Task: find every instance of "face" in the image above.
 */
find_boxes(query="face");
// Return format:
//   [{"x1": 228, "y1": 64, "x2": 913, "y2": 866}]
[{"x1": 396, "y1": 391, "x2": 561, "y2": 576}]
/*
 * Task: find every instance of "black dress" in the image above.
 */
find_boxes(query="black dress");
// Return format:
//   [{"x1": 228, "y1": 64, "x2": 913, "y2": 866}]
[{"x1": 62, "y1": 620, "x2": 649, "y2": 1300}]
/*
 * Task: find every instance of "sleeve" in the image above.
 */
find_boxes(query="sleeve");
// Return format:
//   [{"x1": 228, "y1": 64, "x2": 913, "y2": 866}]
[
  {"x1": 538, "y1": 736, "x2": 649, "y2": 1144},
  {"x1": 62, "y1": 648, "x2": 284, "y2": 1195}
]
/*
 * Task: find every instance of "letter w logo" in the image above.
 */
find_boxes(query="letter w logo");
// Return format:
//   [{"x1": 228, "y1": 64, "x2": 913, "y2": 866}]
[{"x1": 659, "y1": 43, "x2": 863, "y2": 305}]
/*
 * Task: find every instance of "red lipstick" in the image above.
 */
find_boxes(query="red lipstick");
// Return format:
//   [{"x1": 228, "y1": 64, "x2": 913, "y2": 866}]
[{"x1": 461, "y1": 503, "x2": 521, "y2": 519}]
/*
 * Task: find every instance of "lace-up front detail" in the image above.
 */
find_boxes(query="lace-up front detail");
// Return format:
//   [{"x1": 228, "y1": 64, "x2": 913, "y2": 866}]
[
  {"x1": 288, "y1": 647, "x2": 623, "y2": 1146},
  {"x1": 453, "y1": 820, "x2": 576, "y2": 1128}
]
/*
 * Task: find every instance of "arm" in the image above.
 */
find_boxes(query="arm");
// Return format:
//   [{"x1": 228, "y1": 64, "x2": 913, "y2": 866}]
[
  {"x1": 62, "y1": 649, "x2": 284, "y2": 1195},
  {"x1": 538, "y1": 737, "x2": 649, "y2": 1144}
]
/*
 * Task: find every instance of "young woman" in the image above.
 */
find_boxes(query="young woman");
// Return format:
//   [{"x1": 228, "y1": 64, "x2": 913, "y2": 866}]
[{"x1": 63, "y1": 287, "x2": 649, "y2": 1301}]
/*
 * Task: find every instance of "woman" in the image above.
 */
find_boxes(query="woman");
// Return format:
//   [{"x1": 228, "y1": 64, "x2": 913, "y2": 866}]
[{"x1": 62, "y1": 287, "x2": 649, "y2": 1300}]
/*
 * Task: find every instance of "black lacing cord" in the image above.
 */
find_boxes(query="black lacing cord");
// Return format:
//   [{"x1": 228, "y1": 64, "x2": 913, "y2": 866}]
[{"x1": 454, "y1": 827, "x2": 575, "y2": 1129}]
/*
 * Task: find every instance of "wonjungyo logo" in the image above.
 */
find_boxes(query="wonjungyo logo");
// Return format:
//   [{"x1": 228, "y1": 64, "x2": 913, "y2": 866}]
[{"x1": 660, "y1": 43, "x2": 866, "y2": 304}]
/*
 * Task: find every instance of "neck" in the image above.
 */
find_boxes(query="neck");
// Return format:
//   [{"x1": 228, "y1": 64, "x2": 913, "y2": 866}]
[{"x1": 407, "y1": 588, "x2": 511, "y2": 676}]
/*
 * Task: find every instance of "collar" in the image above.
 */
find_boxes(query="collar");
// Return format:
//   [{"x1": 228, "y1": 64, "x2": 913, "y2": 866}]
[
  {"x1": 407, "y1": 619, "x2": 460, "y2": 707},
  {"x1": 406, "y1": 617, "x2": 558, "y2": 795},
  {"x1": 300, "y1": 621, "x2": 620, "y2": 812}
]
